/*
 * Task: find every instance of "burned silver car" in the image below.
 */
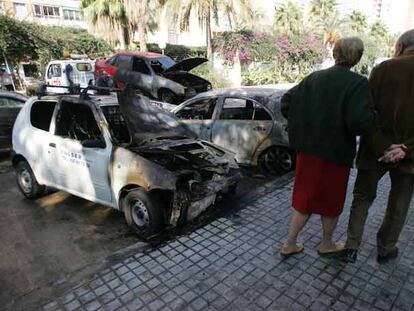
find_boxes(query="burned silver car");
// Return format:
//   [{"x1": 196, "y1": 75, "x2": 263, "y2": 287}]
[
  {"x1": 172, "y1": 88, "x2": 294, "y2": 174},
  {"x1": 12, "y1": 86, "x2": 240, "y2": 238}
]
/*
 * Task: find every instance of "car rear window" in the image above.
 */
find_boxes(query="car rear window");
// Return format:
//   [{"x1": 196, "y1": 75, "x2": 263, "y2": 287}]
[
  {"x1": 30, "y1": 101, "x2": 56, "y2": 131},
  {"x1": 76, "y1": 63, "x2": 93, "y2": 72},
  {"x1": 149, "y1": 57, "x2": 175, "y2": 72}
]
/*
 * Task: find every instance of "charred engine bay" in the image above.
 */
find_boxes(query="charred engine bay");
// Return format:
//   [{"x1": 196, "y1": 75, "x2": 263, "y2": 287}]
[
  {"x1": 161, "y1": 72, "x2": 208, "y2": 87},
  {"x1": 129, "y1": 140, "x2": 232, "y2": 181}
]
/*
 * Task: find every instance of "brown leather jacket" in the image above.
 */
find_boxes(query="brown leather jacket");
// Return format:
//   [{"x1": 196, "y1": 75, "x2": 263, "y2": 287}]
[{"x1": 357, "y1": 50, "x2": 414, "y2": 174}]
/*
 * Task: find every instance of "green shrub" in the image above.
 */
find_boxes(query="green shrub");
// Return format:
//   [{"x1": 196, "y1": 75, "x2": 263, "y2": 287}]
[
  {"x1": 0, "y1": 15, "x2": 113, "y2": 67},
  {"x1": 191, "y1": 63, "x2": 231, "y2": 89},
  {"x1": 145, "y1": 43, "x2": 206, "y2": 62}
]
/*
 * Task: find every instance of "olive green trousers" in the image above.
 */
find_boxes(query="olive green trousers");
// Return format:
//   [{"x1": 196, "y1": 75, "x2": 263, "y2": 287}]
[{"x1": 345, "y1": 168, "x2": 414, "y2": 256}]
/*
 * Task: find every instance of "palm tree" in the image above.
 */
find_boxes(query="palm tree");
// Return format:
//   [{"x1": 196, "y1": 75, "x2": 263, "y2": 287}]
[
  {"x1": 161, "y1": 0, "x2": 249, "y2": 59},
  {"x1": 370, "y1": 20, "x2": 389, "y2": 39},
  {"x1": 240, "y1": 7, "x2": 265, "y2": 31},
  {"x1": 225, "y1": 0, "x2": 253, "y2": 31},
  {"x1": 318, "y1": 12, "x2": 343, "y2": 58},
  {"x1": 348, "y1": 10, "x2": 367, "y2": 34},
  {"x1": 123, "y1": 0, "x2": 159, "y2": 52},
  {"x1": 274, "y1": 1, "x2": 303, "y2": 35},
  {"x1": 81, "y1": 0, "x2": 128, "y2": 49},
  {"x1": 176, "y1": 0, "x2": 226, "y2": 59},
  {"x1": 310, "y1": 0, "x2": 337, "y2": 22}
]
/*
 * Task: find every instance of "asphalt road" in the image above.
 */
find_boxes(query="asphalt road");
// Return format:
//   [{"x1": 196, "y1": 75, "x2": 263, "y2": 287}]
[{"x1": 0, "y1": 158, "x2": 277, "y2": 310}]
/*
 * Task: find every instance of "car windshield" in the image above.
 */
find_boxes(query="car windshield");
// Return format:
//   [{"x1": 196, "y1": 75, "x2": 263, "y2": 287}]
[{"x1": 148, "y1": 57, "x2": 175, "y2": 73}]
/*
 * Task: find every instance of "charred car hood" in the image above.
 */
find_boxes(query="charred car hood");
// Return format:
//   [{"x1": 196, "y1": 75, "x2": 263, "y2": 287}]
[
  {"x1": 116, "y1": 84, "x2": 197, "y2": 144},
  {"x1": 164, "y1": 57, "x2": 208, "y2": 72},
  {"x1": 131, "y1": 138, "x2": 237, "y2": 175}
]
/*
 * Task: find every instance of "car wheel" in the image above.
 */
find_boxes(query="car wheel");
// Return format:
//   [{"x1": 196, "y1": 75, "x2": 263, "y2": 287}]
[
  {"x1": 260, "y1": 147, "x2": 295, "y2": 175},
  {"x1": 160, "y1": 89, "x2": 177, "y2": 104},
  {"x1": 15, "y1": 161, "x2": 45, "y2": 199},
  {"x1": 123, "y1": 189, "x2": 164, "y2": 239}
]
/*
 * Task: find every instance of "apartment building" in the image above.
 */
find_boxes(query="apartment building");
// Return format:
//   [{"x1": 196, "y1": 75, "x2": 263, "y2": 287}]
[
  {"x1": 335, "y1": 0, "x2": 414, "y2": 34},
  {"x1": 0, "y1": 0, "x2": 87, "y2": 29}
]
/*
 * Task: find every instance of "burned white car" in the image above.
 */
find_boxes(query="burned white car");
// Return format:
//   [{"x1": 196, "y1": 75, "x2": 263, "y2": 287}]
[
  {"x1": 172, "y1": 88, "x2": 294, "y2": 174},
  {"x1": 11, "y1": 87, "x2": 240, "y2": 238}
]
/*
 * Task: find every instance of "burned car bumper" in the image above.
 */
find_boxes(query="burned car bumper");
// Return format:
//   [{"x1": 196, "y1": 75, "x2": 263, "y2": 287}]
[{"x1": 170, "y1": 168, "x2": 241, "y2": 226}]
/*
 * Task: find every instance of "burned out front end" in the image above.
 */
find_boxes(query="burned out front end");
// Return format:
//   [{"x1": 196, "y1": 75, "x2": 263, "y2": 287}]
[
  {"x1": 130, "y1": 139, "x2": 240, "y2": 227},
  {"x1": 107, "y1": 84, "x2": 240, "y2": 238}
]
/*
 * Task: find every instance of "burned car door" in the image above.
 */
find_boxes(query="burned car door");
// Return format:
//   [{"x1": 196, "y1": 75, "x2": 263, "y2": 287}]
[
  {"x1": 174, "y1": 97, "x2": 219, "y2": 140},
  {"x1": 212, "y1": 97, "x2": 273, "y2": 164},
  {"x1": 26, "y1": 100, "x2": 58, "y2": 184},
  {"x1": 52, "y1": 101, "x2": 112, "y2": 203}
]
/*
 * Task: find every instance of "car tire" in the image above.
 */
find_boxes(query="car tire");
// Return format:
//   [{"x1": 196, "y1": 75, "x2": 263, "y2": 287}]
[
  {"x1": 123, "y1": 189, "x2": 164, "y2": 239},
  {"x1": 259, "y1": 147, "x2": 295, "y2": 175},
  {"x1": 15, "y1": 160, "x2": 45, "y2": 199},
  {"x1": 159, "y1": 89, "x2": 177, "y2": 104}
]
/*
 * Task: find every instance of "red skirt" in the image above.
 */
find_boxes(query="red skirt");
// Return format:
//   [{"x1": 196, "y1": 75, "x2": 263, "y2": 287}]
[{"x1": 292, "y1": 152, "x2": 350, "y2": 217}]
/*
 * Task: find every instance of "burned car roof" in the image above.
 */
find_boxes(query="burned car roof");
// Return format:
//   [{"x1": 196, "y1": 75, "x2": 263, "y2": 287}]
[
  {"x1": 189, "y1": 87, "x2": 289, "y2": 112},
  {"x1": 39, "y1": 90, "x2": 196, "y2": 145}
]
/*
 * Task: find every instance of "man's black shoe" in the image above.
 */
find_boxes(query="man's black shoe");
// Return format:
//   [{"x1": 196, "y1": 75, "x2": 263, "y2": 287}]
[
  {"x1": 338, "y1": 248, "x2": 358, "y2": 263},
  {"x1": 377, "y1": 248, "x2": 398, "y2": 264}
]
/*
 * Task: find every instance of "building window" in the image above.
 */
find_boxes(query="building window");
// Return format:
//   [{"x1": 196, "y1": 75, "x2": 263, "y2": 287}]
[
  {"x1": 33, "y1": 4, "x2": 60, "y2": 19},
  {"x1": 63, "y1": 9, "x2": 81, "y2": 21},
  {"x1": 13, "y1": 3, "x2": 28, "y2": 17}
]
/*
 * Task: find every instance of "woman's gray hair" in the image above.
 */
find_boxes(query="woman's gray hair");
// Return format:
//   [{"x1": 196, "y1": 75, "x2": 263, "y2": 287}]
[
  {"x1": 397, "y1": 29, "x2": 414, "y2": 49},
  {"x1": 333, "y1": 37, "x2": 364, "y2": 67}
]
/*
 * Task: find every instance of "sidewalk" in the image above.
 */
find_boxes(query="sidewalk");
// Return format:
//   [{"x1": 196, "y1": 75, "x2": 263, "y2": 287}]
[{"x1": 39, "y1": 171, "x2": 414, "y2": 311}]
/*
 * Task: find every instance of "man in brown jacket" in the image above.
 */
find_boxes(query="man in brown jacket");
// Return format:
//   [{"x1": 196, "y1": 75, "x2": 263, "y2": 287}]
[{"x1": 341, "y1": 29, "x2": 414, "y2": 263}]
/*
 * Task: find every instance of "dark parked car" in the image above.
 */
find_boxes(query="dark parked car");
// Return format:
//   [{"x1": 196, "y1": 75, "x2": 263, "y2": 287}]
[
  {"x1": 0, "y1": 91, "x2": 27, "y2": 152},
  {"x1": 172, "y1": 88, "x2": 294, "y2": 174},
  {"x1": 95, "y1": 52, "x2": 212, "y2": 104}
]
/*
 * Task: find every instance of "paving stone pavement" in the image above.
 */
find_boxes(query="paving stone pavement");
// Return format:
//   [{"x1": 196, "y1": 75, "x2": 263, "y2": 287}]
[{"x1": 38, "y1": 171, "x2": 414, "y2": 311}]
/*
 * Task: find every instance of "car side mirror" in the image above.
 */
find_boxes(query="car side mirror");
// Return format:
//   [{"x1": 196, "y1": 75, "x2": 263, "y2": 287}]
[{"x1": 82, "y1": 138, "x2": 106, "y2": 149}]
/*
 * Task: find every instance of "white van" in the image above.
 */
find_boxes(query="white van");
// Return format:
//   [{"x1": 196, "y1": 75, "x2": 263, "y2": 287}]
[{"x1": 45, "y1": 59, "x2": 95, "y2": 93}]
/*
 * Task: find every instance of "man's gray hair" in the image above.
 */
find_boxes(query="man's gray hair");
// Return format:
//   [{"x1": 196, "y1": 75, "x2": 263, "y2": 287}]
[
  {"x1": 333, "y1": 37, "x2": 364, "y2": 67},
  {"x1": 397, "y1": 29, "x2": 414, "y2": 49}
]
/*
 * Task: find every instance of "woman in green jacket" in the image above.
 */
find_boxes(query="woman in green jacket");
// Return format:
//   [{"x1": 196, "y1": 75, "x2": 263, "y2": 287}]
[{"x1": 280, "y1": 37, "x2": 376, "y2": 258}]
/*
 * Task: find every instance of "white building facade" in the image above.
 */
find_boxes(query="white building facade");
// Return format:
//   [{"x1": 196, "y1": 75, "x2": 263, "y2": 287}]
[{"x1": 0, "y1": 0, "x2": 87, "y2": 29}]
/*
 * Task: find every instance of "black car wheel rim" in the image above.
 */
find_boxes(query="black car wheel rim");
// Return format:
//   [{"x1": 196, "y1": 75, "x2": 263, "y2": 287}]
[{"x1": 264, "y1": 148, "x2": 293, "y2": 173}]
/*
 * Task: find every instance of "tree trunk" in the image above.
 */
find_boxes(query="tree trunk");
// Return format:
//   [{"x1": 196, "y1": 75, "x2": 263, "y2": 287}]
[
  {"x1": 136, "y1": 0, "x2": 148, "y2": 52},
  {"x1": 206, "y1": 9, "x2": 213, "y2": 60},
  {"x1": 158, "y1": 4, "x2": 168, "y2": 47},
  {"x1": 137, "y1": 21, "x2": 148, "y2": 52},
  {"x1": 119, "y1": 26, "x2": 126, "y2": 50}
]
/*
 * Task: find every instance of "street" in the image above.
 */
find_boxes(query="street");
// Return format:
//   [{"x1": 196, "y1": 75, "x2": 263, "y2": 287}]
[
  {"x1": 25, "y1": 170, "x2": 414, "y2": 311},
  {"x1": 0, "y1": 158, "x2": 279, "y2": 310}
]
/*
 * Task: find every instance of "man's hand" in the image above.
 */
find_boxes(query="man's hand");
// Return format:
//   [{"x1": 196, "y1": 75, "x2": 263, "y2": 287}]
[{"x1": 378, "y1": 144, "x2": 407, "y2": 163}]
